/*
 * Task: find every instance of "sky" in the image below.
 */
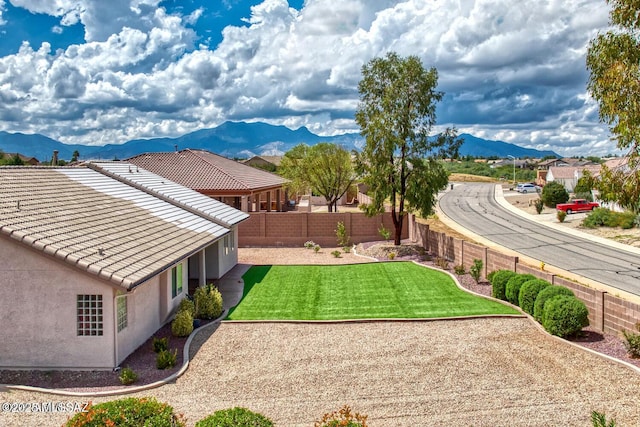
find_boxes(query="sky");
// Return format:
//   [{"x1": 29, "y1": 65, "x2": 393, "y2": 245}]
[{"x1": 0, "y1": 0, "x2": 620, "y2": 156}]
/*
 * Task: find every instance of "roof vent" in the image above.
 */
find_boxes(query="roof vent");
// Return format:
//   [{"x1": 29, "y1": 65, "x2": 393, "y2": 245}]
[
  {"x1": 16, "y1": 200, "x2": 20, "y2": 210},
  {"x1": 98, "y1": 248, "x2": 105, "y2": 256}
]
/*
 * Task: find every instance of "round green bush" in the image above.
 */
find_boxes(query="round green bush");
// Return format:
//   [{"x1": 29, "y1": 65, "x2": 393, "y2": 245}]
[
  {"x1": 171, "y1": 309, "x2": 194, "y2": 337},
  {"x1": 518, "y1": 279, "x2": 550, "y2": 315},
  {"x1": 178, "y1": 297, "x2": 195, "y2": 318},
  {"x1": 533, "y1": 285, "x2": 575, "y2": 323},
  {"x1": 194, "y1": 284, "x2": 224, "y2": 320},
  {"x1": 542, "y1": 295, "x2": 590, "y2": 338},
  {"x1": 65, "y1": 397, "x2": 185, "y2": 427},
  {"x1": 505, "y1": 274, "x2": 536, "y2": 306},
  {"x1": 195, "y1": 407, "x2": 274, "y2": 427},
  {"x1": 541, "y1": 181, "x2": 569, "y2": 208},
  {"x1": 489, "y1": 270, "x2": 517, "y2": 301}
]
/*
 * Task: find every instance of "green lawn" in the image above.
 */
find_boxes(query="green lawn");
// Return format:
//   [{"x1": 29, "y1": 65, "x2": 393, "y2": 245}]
[{"x1": 225, "y1": 262, "x2": 518, "y2": 321}]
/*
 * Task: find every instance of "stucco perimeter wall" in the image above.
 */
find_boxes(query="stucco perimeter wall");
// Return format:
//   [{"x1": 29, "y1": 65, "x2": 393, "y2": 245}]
[
  {"x1": 0, "y1": 236, "x2": 115, "y2": 369},
  {"x1": 238, "y1": 212, "x2": 406, "y2": 247},
  {"x1": 411, "y1": 219, "x2": 640, "y2": 334}
]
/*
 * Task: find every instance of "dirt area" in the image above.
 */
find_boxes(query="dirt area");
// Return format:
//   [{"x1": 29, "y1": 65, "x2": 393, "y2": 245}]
[{"x1": 504, "y1": 191, "x2": 640, "y2": 248}]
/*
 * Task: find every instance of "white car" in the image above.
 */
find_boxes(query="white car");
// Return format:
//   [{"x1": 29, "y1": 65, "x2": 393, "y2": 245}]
[{"x1": 516, "y1": 183, "x2": 540, "y2": 193}]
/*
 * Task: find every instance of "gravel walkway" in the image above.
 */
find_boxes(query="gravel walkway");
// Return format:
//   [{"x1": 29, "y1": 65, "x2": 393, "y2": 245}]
[{"x1": 2, "y1": 246, "x2": 639, "y2": 426}]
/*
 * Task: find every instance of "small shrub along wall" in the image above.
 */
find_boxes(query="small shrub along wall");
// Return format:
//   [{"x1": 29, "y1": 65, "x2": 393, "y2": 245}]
[{"x1": 408, "y1": 216, "x2": 639, "y2": 334}]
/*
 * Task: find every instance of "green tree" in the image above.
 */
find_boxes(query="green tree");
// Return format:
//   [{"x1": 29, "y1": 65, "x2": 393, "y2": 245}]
[
  {"x1": 6, "y1": 153, "x2": 24, "y2": 166},
  {"x1": 541, "y1": 181, "x2": 570, "y2": 208},
  {"x1": 586, "y1": 0, "x2": 640, "y2": 160},
  {"x1": 596, "y1": 164, "x2": 640, "y2": 213},
  {"x1": 71, "y1": 150, "x2": 80, "y2": 162},
  {"x1": 280, "y1": 143, "x2": 356, "y2": 212},
  {"x1": 355, "y1": 52, "x2": 460, "y2": 245}
]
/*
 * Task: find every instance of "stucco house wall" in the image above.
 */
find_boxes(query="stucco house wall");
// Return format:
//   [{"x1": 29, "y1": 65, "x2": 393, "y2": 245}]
[
  {"x1": 115, "y1": 262, "x2": 186, "y2": 365},
  {"x1": 0, "y1": 236, "x2": 115, "y2": 369}
]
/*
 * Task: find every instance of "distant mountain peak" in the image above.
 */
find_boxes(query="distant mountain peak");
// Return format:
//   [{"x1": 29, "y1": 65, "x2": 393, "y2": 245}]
[{"x1": 0, "y1": 123, "x2": 558, "y2": 162}]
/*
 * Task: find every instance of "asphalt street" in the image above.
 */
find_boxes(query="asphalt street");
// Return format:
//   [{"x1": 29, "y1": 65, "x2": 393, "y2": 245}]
[{"x1": 439, "y1": 182, "x2": 640, "y2": 297}]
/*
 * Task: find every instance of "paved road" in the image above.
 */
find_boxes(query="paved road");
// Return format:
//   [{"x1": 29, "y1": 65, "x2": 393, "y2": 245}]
[{"x1": 439, "y1": 182, "x2": 640, "y2": 296}]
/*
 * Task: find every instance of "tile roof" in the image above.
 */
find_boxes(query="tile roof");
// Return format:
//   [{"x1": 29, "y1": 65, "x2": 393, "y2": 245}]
[
  {"x1": 127, "y1": 149, "x2": 288, "y2": 193},
  {"x1": 548, "y1": 165, "x2": 601, "y2": 179},
  {"x1": 89, "y1": 162, "x2": 248, "y2": 227},
  {"x1": 0, "y1": 166, "x2": 235, "y2": 290}
]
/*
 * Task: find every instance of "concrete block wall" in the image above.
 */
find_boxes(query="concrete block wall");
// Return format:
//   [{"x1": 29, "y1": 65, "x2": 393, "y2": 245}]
[
  {"x1": 413, "y1": 217, "x2": 639, "y2": 334},
  {"x1": 238, "y1": 212, "x2": 407, "y2": 247}
]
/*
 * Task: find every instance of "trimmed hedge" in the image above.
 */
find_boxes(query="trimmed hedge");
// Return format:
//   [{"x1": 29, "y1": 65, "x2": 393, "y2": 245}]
[
  {"x1": 542, "y1": 295, "x2": 589, "y2": 338},
  {"x1": 65, "y1": 397, "x2": 185, "y2": 427},
  {"x1": 171, "y1": 309, "x2": 194, "y2": 337},
  {"x1": 518, "y1": 279, "x2": 551, "y2": 315},
  {"x1": 505, "y1": 274, "x2": 536, "y2": 306},
  {"x1": 489, "y1": 270, "x2": 517, "y2": 301},
  {"x1": 533, "y1": 285, "x2": 575, "y2": 323},
  {"x1": 195, "y1": 407, "x2": 274, "y2": 427}
]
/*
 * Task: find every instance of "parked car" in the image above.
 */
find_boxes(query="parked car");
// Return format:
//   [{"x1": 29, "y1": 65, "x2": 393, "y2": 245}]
[
  {"x1": 555, "y1": 199, "x2": 599, "y2": 214},
  {"x1": 516, "y1": 183, "x2": 541, "y2": 193}
]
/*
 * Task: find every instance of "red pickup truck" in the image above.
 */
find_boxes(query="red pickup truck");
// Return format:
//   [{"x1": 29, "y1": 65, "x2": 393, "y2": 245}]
[{"x1": 556, "y1": 199, "x2": 599, "y2": 214}]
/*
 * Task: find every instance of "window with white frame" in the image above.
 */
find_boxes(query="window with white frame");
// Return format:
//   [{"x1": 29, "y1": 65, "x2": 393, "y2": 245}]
[
  {"x1": 171, "y1": 263, "x2": 183, "y2": 298},
  {"x1": 117, "y1": 296, "x2": 128, "y2": 332},
  {"x1": 77, "y1": 294, "x2": 103, "y2": 336}
]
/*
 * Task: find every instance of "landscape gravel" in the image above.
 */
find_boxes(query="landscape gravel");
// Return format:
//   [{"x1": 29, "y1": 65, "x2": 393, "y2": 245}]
[{"x1": 1, "y1": 245, "x2": 639, "y2": 427}]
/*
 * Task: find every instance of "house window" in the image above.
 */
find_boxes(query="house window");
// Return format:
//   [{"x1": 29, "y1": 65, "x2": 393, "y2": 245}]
[
  {"x1": 224, "y1": 232, "x2": 234, "y2": 255},
  {"x1": 77, "y1": 294, "x2": 103, "y2": 336},
  {"x1": 117, "y1": 296, "x2": 128, "y2": 332},
  {"x1": 171, "y1": 263, "x2": 183, "y2": 298},
  {"x1": 224, "y1": 234, "x2": 230, "y2": 255}
]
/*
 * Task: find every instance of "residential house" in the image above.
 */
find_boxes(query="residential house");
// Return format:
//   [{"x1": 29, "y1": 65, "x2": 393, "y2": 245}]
[
  {"x1": 243, "y1": 155, "x2": 283, "y2": 172},
  {"x1": 1, "y1": 152, "x2": 39, "y2": 165},
  {"x1": 546, "y1": 165, "x2": 602, "y2": 193},
  {"x1": 0, "y1": 162, "x2": 247, "y2": 369},
  {"x1": 128, "y1": 149, "x2": 289, "y2": 212}
]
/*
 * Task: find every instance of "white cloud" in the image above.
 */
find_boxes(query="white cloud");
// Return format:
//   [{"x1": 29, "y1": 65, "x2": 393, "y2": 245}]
[{"x1": 0, "y1": 0, "x2": 620, "y2": 156}]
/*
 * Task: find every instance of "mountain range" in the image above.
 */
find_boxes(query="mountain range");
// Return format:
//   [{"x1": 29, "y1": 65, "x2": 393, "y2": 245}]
[{"x1": 0, "y1": 121, "x2": 559, "y2": 162}]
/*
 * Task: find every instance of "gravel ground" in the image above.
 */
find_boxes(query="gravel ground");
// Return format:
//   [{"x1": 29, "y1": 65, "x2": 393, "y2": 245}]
[{"x1": 2, "y1": 245, "x2": 640, "y2": 427}]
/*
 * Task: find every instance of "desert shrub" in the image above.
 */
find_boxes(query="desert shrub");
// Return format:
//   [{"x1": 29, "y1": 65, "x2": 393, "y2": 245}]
[
  {"x1": 335, "y1": 221, "x2": 350, "y2": 247},
  {"x1": 171, "y1": 310, "x2": 194, "y2": 337},
  {"x1": 178, "y1": 297, "x2": 195, "y2": 318},
  {"x1": 616, "y1": 211, "x2": 638, "y2": 229},
  {"x1": 533, "y1": 285, "x2": 575, "y2": 323},
  {"x1": 387, "y1": 251, "x2": 396, "y2": 260},
  {"x1": 378, "y1": 224, "x2": 391, "y2": 241},
  {"x1": 194, "y1": 284, "x2": 223, "y2": 320},
  {"x1": 582, "y1": 208, "x2": 613, "y2": 228},
  {"x1": 195, "y1": 407, "x2": 274, "y2": 427},
  {"x1": 505, "y1": 274, "x2": 537, "y2": 305},
  {"x1": 454, "y1": 264, "x2": 466, "y2": 275},
  {"x1": 557, "y1": 210, "x2": 567, "y2": 223},
  {"x1": 331, "y1": 250, "x2": 341, "y2": 258},
  {"x1": 118, "y1": 367, "x2": 138, "y2": 385},
  {"x1": 542, "y1": 295, "x2": 589, "y2": 338},
  {"x1": 314, "y1": 405, "x2": 368, "y2": 427},
  {"x1": 469, "y1": 259, "x2": 483, "y2": 283},
  {"x1": 65, "y1": 397, "x2": 185, "y2": 427},
  {"x1": 591, "y1": 411, "x2": 617, "y2": 427},
  {"x1": 489, "y1": 270, "x2": 517, "y2": 301},
  {"x1": 343, "y1": 245, "x2": 351, "y2": 253},
  {"x1": 534, "y1": 198, "x2": 544, "y2": 214},
  {"x1": 156, "y1": 348, "x2": 178, "y2": 370},
  {"x1": 434, "y1": 257, "x2": 449, "y2": 270},
  {"x1": 304, "y1": 240, "x2": 316, "y2": 249},
  {"x1": 622, "y1": 323, "x2": 640, "y2": 358},
  {"x1": 518, "y1": 279, "x2": 551, "y2": 315},
  {"x1": 152, "y1": 336, "x2": 169, "y2": 353},
  {"x1": 313, "y1": 244, "x2": 321, "y2": 253},
  {"x1": 541, "y1": 181, "x2": 569, "y2": 208}
]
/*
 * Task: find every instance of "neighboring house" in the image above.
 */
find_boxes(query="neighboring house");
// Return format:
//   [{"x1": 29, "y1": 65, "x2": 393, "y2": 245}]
[
  {"x1": 128, "y1": 149, "x2": 289, "y2": 212},
  {"x1": 537, "y1": 158, "x2": 569, "y2": 170},
  {"x1": 0, "y1": 162, "x2": 247, "y2": 370},
  {"x1": 243, "y1": 155, "x2": 283, "y2": 172},
  {"x1": 546, "y1": 165, "x2": 602, "y2": 193},
  {"x1": 1, "y1": 152, "x2": 39, "y2": 165},
  {"x1": 593, "y1": 156, "x2": 632, "y2": 212}
]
